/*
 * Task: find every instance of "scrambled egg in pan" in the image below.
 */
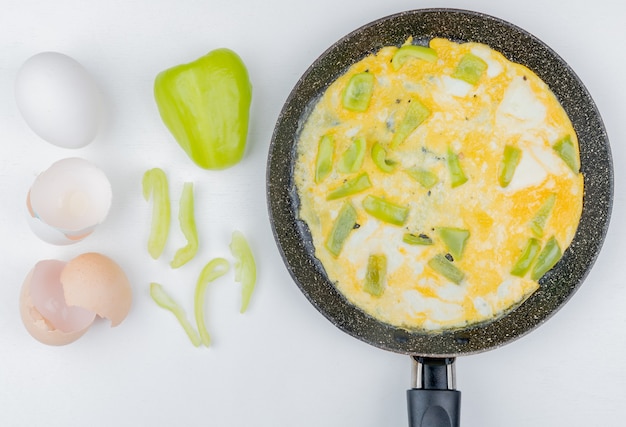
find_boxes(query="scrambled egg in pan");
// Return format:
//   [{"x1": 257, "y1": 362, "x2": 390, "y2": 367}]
[{"x1": 294, "y1": 38, "x2": 583, "y2": 331}]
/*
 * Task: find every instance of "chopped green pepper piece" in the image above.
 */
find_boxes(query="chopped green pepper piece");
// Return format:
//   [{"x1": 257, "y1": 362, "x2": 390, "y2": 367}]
[
  {"x1": 325, "y1": 202, "x2": 358, "y2": 257},
  {"x1": 150, "y1": 282, "x2": 201, "y2": 347},
  {"x1": 403, "y1": 233, "x2": 434, "y2": 246},
  {"x1": 498, "y1": 145, "x2": 522, "y2": 188},
  {"x1": 428, "y1": 254, "x2": 465, "y2": 284},
  {"x1": 438, "y1": 227, "x2": 470, "y2": 260},
  {"x1": 194, "y1": 257, "x2": 230, "y2": 347},
  {"x1": 326, "y1": 172, "x2": 372, "y2": 200},
  {"x1": 406, "y1": 167, "x2": 439, "y2": 189},
  {"x1": 230, "y1": 230, "x2": 257, "y2": 313},
  {"x1": 315, "y1": 134, "x2": 335, "y2": 183},
  {"x1": 553, "y1": 135, "x2": 580, "y2": 173},
  {"x1": 371, "y1": 142, "x2": 396, "y2": 173},
  {"x1": 447, "y1": 146, "x2": 468, "y2": 188},
  {"x1": 531, "y1": 236, "x2": 562, "y2": 281},
  {"x1": 530, "y1": 194, "x2": 557, "y2": 238},
  {"x1": 452, "y1": 53, "x2": 488, "y2": 85},
  {"x1": 142, "y1": 168, "x2": 171, "y2": 260},
  {"x1": 154, "y1": 48, "x2": 252, "y2": 170},
  {"x1": 338, "y1": 137, "x2": 366, "y2": 174},
  {"x1": 510, "y1": 238, "x2": 541, "y2": 277},
  {"x1": 342, "y1": 72, "x2": 375, "y2": 112},
  {"x1": 362, "y1": 195, "x2": 409, "y2": 226},
  {"x1": 170, "y1": 182, "x2": 199, "y2": 269},
  {"x1": 364, "y1": 254, "x2": 387, "y2": 297},
  {"x1": 390, "y1": 99, "x2": 431, "y2": 148},
  {"x1": 391, "y1": 45, "x2": 438, "y2": 70}
]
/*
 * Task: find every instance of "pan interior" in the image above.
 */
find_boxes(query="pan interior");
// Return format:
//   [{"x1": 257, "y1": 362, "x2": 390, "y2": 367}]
[{"x1": 267, "y1": 8, "x2": 613, "y2": 356}]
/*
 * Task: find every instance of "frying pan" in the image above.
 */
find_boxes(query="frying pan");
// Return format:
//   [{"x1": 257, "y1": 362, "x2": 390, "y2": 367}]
[{"x1": 267, "y1": 8, "x2": 613, "y2": 426}]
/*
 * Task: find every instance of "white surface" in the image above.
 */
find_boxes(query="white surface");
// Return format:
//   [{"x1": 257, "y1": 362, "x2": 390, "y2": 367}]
[{"x1": 0, "y1": 1, "x2": 624, "y2": 426}]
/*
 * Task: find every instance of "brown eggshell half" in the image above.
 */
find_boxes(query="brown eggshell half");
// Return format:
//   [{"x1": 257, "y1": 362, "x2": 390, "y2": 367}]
[
  {"x1": 20, "y1": 269, "x2": 91, "y2": 346},
  {"x1": 60, "y1": 253, "x2": 132, "y2": 327}
]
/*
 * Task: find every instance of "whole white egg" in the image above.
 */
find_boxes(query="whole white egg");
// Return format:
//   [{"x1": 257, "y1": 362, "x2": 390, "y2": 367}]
[{"x1": 15, "y1": 52, "x2": 103, "y2": 148}]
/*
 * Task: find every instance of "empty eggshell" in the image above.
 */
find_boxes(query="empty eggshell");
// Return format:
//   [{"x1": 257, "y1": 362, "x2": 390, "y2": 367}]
[
  {"x1": 20, "y1": 253, "x2": 133, "y2": 346},
  {"x1": 15, "y1": 51, "x2": 103, "y2": 148},
  {"x1": 27, "y1": 157, "x2": 112, "y2": 245}
]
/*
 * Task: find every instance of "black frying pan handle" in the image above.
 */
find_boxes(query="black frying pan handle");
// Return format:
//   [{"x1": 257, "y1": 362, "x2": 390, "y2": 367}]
[{"x1": 407, "y1": 357, "x2": 461, "y2": 427}]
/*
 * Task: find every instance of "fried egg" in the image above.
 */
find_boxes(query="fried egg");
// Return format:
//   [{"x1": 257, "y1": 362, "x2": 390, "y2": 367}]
[{"x1": 294, "y1": 38, "x2": 583, "y2": 331}]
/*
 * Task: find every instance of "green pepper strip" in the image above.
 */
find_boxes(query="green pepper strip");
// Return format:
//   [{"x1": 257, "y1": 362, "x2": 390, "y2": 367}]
[
  {"x1": 362, "y1": 195, "x2": 409, "y2": 226},
  {"x1": 498, "y1": 145, "x2": 522, "y2": 188},
  {"x1": 451, "y1": 53, "x2": 488, "y2": 85},
  {"x1": 325, "y1": 202, "x2": 358, "y2": 257},
  {"x1": 391, "y1": 45, "x2": 437, "y2": 71},
  {"x1": 530, "y1": 194, "x2": 557, "y2": 238},
  {"x1": 338, "y1": 137, "x2": 366, "y2": 174},
  {"x1": 531, "y1": 236, "x2": 562, "y2": 281},
  {"x1": 390, "y1": 99, "x2": 431, "y2": 148},
  {"x1": 428, "y1": 254, "x2": 465, "y2": 284},
  {"x1": 142, "y1": 168, "x2": 171, "y2": 260},
  {"x1": 406, "y1": 167, "x2": 439, "y2": 189},
  {"x1": 403, "y1": 233, "x2": 433, "y2": 246},
  {"x1": 170, "y1": 182, "x2": 199, "y2": 269},
  {"x1": 553, "y1": 135, "x2": 580, "y2": 174},
  {"x1": 230, "y1": 231, "x2": 257, "y2": 313},
  {"x1": 150, "y1": 282, "x2": 201, "y2": 347},
  {"x1": 438, "y1": 227, "x2": 470, "y2": 261},
  {"x1": 315, "y1": 134, "x2": 334, "y2": 183},
  {"x1": 510, "y1": 238, "x2": 541, "y2": 277},
  {"x1": 447, "y1": 146, "x2": 468, "y2": 188},
  {"x1": 364, "y1": 254, "x2": 387, "y2": 297},
  {"x1": 342, "y1": 72, "x2": 375, "y2": 112},
  {"x1": 371, "y1": 142, "x2": 396, "y2": 173},
  {"x1": 326, "y1": 172, "x2": 372, "y2": 201},
  {"x1": 194, "y1": 257, "x2": 231, "y2": 347}
]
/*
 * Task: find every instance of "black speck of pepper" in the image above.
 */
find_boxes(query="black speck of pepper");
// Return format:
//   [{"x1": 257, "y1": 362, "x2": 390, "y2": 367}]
[
  {"x1": 445, "y1": 253, "x2": 454, "y2": 262},
  {"x1": 427, "y1": 190, "x2": 431, "y2": 196},
  {"x1": 523, "y1": 75, "x2": 528, "y2": 81},
  {"x1": 353, "y1": 223, "x2": 361, "y2": 229},
  {"x1": 395, "y1": 99, "x2": 401, "y2": 104},
  {"x1": 419, "y1": 233, "x2": 430, "y2": 239}
]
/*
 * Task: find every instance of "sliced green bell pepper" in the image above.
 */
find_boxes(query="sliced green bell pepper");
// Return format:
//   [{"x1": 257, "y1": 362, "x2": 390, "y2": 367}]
[
  {"x1": 510, "y1": 237, "x2": 541, "y2": 277},
  {"x1": 371, "y1": 142, "x2": 396, "y2": 173},
  {"x1": 150, "y1": 282, "x2": 201, "y2": 347},
  {"x1": 338, "y1": 137, "x2": 366, "y2": 174},
  {"x1": 194, "y1": 257, "x2": 230, "y2": 347},
  {"x1": 362, "y1": 195, "x2": 409, "y2": 226},
  {"x1": 452, "y1": 53, "x2": 488, "y2": 85},
  {"x1": 142, "y1": 168, "x2": 171, "y2": 260},
  {"x1": 342, "y1": 72, "x2": 375, "y2": 112},
  {"x1": 315, "y1": 134, "x2": 335, "y2": 183},
  {"x1": 230, "y1": 230, "x2": 257, "y2": 313},
  {"x1": 530, "y1": 193, "x2": 556, "y2": 238},
  {"x1": 391, "y1": 45, "x2": 437, "y2": 71},
  {"x1": 437, "y1": 227, "x2": 470, "y2": 261},
  {"x1": 326, "y1": 202, "x2": 358, "y2": 257},
  {"x1": 428, "y1": 254, "x2": 465, "y2": 284},
  {"x1": 531, "y1": 236, "x2": 562, "y2": 281},
  {"x1": 553, "y1": 135, "x2": 580, "y2": 174},
  {"x1": 447, "y1": 146, "x2": 468, "y2": 188},
  {"x1": 170, "y1": 182, "x2": 199, "y2": 269},
  {"x1": 498, "y1": 145, "x2": 522, "y2": 188},
  {"x1": 326, "y1": 172, "x2": 372, "y2": 201},
  {"x1": 406, "y1": 167, "x2": 439, "y2": 189},
  {"x1": 154, "y1": 48, "x2": 252, "y2": 170},
  {"x1": 390, "y1": 99, "x2": 430, "y2": 148},
  {"x1": 402, "y1": 233, "x2": 434, "y2": 246},
  {"x1": 364, "y1": 254, "x2": 387, "y2": 297}
]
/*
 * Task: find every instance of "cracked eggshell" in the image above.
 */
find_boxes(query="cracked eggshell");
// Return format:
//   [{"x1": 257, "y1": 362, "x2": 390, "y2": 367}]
[
  {"x1": 20, "y1": 253, "x2": 133, "y2": 346},
  {"x1": 27, "y1": 157, "x2": 112, "y2": 245},
  {"x1": 15, "y1": 51, "x2": 103, "y2": 148}
]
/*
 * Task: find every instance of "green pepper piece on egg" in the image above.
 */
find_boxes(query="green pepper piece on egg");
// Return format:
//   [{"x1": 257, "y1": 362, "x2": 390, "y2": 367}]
[
  {"x1": 452, "y1": 53, "x2": 488, "y2": 85},
  {"x1": 364, "y1": 254, "x2": 387, "y2": 297},
  {"x1": 391, "y1": 45, "x2": 438, "y2": 70},
  {"x1": 154, "y1": 48, "x2": 252, "y2": 170},
  {"x1": 438, "y1": 227, "x2": 470, "y2": 260},
  {"x1": 428, "y1": 254, "x2": 465, "y2": 285},
  {"x1": 406, "y1": 167, "x2": 439, "y2": 189},
  {"x1": 402, "y1": 233, "x2": 434, "y2": 246},
  {"x1": 315, "y1": 134, "x2": 335, "y2": 183},
  {"x1": 326, "y1": 172, "x2": 372, "y2": 200},
  {"x1": 342, "y1": 72, "x2": 375, "y2": 112},
  {"x1": 531, "y1": 236, "x2": 562, "y2": 281},
  {"x1": 390, "y1": 99, "x2": 431, "y2": 148},
  {"x1": 338, "y1": 137, "x2": 367, "y2": 174},
  {"x1": 511, "y1": 238, "x2": 541, "y2": 277},
  {"x1": 371, "y1": 142, "x2": 397, "y2": 173},
  {"x1": 446, "y1": 146, "x2": 468, "y2": 188},
  {"x1": 553, "y1": 135, "x2": 580, "y2": 174},
  {"x1": 362, "y1": 195, "x2": 409, "y2": 226},
  {"x1": 325, "y1": 202, "x2": 358, "y2": 257},
  {"x1": 498, "y1": 145, "x2": 522, "y2": 188},
  {"x1": 530, "y1": 193, "x2": 557, "y2": 238}
]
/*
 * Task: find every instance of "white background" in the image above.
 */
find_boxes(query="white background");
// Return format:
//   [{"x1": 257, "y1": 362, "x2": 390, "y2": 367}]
[{"x1": 1, "y1": 1, "x2": 624, "y2": 426}]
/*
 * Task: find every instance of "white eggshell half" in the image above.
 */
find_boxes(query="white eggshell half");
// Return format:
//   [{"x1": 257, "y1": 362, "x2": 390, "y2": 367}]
[
  {"x1": 15, "y1": 52, "x2": 103, "y2": 148},
  {"x1": 28, "y1": 157, "x2": 112, "y2": 244}
]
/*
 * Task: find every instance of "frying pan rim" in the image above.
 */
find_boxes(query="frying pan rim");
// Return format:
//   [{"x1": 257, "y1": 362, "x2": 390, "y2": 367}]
[{"x1": 267, "y1": 8, "x2": 614, "y2": 357}]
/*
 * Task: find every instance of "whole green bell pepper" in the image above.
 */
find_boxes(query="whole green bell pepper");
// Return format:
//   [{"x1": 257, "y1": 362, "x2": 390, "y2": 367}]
[{"x1": 154, "y1": 48, "x2": 252, "y2": 170}]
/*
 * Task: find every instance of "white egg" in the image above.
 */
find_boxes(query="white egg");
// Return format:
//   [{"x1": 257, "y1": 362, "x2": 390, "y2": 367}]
[
  {"x1": 27, "y1": 158, "x2": 112, "y2": 244},
  {"x1": 15, "y1": 52, "x2": 103, "y2": 148}
]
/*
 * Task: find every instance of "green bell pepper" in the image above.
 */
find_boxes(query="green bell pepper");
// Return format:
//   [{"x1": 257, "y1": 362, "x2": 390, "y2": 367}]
[
  {"x1": 391, "y1": 45, "x2": 437, "y2": 71},
  {"x1": 510, "y1": 237, "x2": 541, "y2": 277},
  {"x1": 326, "y1": 172, "x2": 372, "y2": 201},
  {"x1": 371, "y1": 142, "x2": 396, "y2": 173},
  {"x1": 531, "y1": 236, "x2": 562, "y2": 281},
  {"x1": 315, "y1": 134, "x2": 335, "y2": 183},
  {"x1": 452, "y1": 53, "x2": 488, "y2": 85},
  {"x1": 530, "y1": 193, "x2": 556, "y2": 238},
  {"x1": 364, "y1": 254, "x2": 387, "y2": 297},
  {"x1": 498, "y1": 145, "x2": 522, "y2": 188},
  {"x1": 142, "y1": 168, "x2": 171, "y2": 260},
  {"x1": 553, "y1": 135, "x2": 580, "y2": 174},
  {"x1": 390, "y1": 99, "x2": 431, "y2": 148},
  {"x1": 437, "y1": 227, "x2": 470, "y2": 261},
  {"x1": 447, "y1": 146, "x2": 468, "y2": 188},
  {"x1": 428, "y1": 254, "x2": 465, "y2": 284},
  {"x1": 326, "y1": 202, "x2": 358, "y2": 257},
  {"x1": 150, "y1": 282, "x2": 201, "y2": 347},
  {"x1": 342, "y1": 72, "x2": 375, "y2": 112},
  {"x1": 338, "y1": 137, "x2": 366, "y2": 174},
  {"x1": 406, "y1": 167, "x2": 439, "y2": 189},
  {"x1": 230, "y1": 230, "x2": 257, "y2": 313},
  {"x1": 194, "y1": 257, "x2": 231, "y2": 347},
  {"x1": 170, "y1": 182, "x2": 199, "y2": 269},
  {"x1": 362, "y1": 194, "x2": 409, "y2": 226},
  {"x1": 154, "y1": 48, "x2": 252, "y2": 170}
]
